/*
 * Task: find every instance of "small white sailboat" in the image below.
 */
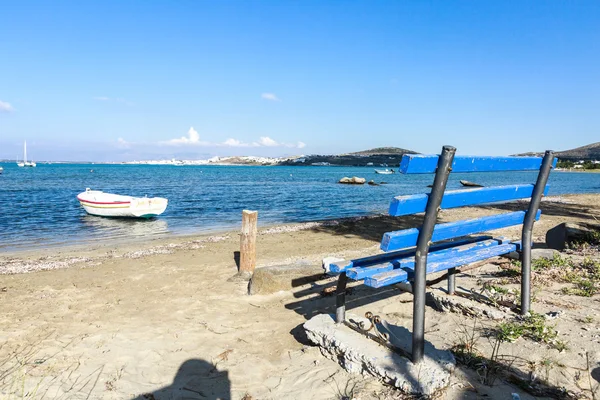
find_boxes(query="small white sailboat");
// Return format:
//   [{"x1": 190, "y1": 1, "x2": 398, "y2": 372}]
[
  {"x1": 77, "y1": 188, "x2": 168, "y2": 218},
  {"x1": 0, "y1": 167, "x2": 3, "y2": 174},
  {"x1": 374, "y1": 169, "x2": 394, "y2": 174},
  {"x1": 17, "y1": 141, "x2": 36, "y2": 167}
]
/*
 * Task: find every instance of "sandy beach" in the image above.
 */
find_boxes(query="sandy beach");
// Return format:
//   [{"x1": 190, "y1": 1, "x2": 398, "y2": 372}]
[{"x1": 2, "y1": 194, "x2": 600, "y2": 399}]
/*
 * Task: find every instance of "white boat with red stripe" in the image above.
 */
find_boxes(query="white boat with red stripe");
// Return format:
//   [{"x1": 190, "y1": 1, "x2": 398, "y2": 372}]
[{"x1": 77, "y1": 188, "x2": 168, "y2": 218}]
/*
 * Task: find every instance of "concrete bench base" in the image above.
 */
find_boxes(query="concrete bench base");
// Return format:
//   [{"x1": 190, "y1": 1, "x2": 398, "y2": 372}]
[
  {"x1": 426, "y1": 288, "x2": 512, "y2": 320},
  {"x1": 303, "y1": 313, "x2": 455, "y2": 395}
]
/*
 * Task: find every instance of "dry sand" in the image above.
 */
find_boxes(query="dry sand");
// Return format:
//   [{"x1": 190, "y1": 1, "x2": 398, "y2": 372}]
[{"x1": 1, "y1": 194, "x2": 600, "y2": 399}]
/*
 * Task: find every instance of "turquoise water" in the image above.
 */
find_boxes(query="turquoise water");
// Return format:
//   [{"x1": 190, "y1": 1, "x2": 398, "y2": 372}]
[{"x1": 1, "y1": 162, "x2": 599, "y2": 251}]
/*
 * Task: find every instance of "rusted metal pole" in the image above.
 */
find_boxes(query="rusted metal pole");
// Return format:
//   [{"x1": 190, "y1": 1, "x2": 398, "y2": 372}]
[
  {"x1": 412, "y1": 145, "x2": 455, "y2": 364},
  {"x1": 520, "y1": 151, "x2": 554, "y2": 315}
]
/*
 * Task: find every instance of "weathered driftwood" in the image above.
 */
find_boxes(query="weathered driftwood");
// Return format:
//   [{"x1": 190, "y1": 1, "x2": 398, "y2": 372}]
[
  {"x1": 545, "y1": 222, "x2": 600, "y2": 250},
  {"x1": 240, "y1": 210, "x2": 258, "y2": 275}
]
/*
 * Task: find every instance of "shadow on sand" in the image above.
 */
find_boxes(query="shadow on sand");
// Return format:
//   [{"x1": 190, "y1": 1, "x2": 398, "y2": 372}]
[
  {"x1": 132, "y1": 359, "x2": 230, "y2": 400},
  {"x1": 481, "y1": 198, "x2": 600, "y2": 221},
  {"x1": 303, "y1": 199, "x2": 600, "y2": 248},
  {"x1": 281, "y1": 200, "x2": 597, "y2": 398}
]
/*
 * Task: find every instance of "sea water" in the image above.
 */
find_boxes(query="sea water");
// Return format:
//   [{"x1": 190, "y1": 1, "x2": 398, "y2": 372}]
[{"x1": 1, "y1": 163, "x2": 599, "y2": 251}]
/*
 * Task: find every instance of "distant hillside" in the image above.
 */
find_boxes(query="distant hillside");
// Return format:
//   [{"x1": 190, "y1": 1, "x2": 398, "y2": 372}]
[
  {"x1": 515, "y1": 142, "x2": 600, "y2": 161},
  {"x1": 346, "y1": 147, "x2": 416, "y2": 156},
  {"x1": 278, "y1": 147, "x2": 419, "y2": 167}
]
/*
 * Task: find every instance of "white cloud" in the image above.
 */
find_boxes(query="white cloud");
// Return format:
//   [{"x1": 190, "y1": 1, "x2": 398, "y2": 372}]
[
  {"x1": 166, "y1": 127, "x2": 204, "y2": 145},
  {"x1": 222, "y1": 138, "x2": 246, "y2": 147},
  {"x1": 0, "y1": 100, "x2": 15, "y2": 113},
  {"x1": 258, "y1": 136, "x2": 279, "y2": 147},
  {"x1": 223, "y1": 138, "x2": 241, "y2": 147},
  {"x1": 261, "y1": 93, "x2": 281, "y2": 102},
  {"x1": 161, "y1": 127, "x2": 306, "y2": 150},
  {"x1": 116, "y1": 137, "x2": 131, "y2": 149}
]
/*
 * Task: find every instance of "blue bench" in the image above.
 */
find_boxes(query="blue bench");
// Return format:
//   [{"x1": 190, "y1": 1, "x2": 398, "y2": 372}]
[{"x1": 329, "y1": 145, "x2": 555, "y2": 363}]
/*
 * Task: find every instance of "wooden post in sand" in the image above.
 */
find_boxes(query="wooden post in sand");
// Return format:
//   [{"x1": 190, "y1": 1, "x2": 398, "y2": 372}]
[{"x1": 240, "y1": 210, "x2": 258, "y2": 275}]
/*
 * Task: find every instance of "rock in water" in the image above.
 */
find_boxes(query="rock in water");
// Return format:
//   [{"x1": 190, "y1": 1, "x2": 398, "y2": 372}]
[
  {"x1": 338, "y1": 176, "x2": 366, "y2": 184},
  {"x1": 368, "y1": 180, "x2": 379, "y2": 186}
]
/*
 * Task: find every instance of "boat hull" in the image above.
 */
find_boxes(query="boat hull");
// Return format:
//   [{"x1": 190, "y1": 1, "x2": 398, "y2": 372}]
[
  {"x1": 77, "y1": 190, "x2": 168, "y2": 218},
  {"x1": 460, "y1": 180, "x2": 483, "y2": 188}
]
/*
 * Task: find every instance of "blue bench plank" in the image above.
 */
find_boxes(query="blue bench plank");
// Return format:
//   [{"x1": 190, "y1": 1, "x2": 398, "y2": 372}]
[
  {"x1": 390, "y1": 238, "x2": 511, "y2": 271},
  {"x1": 381, "y1": 210, "x2": 541, "y2": 252},
  {"x1": 389, "y1": 184, "x2": 550, "y2": 217},
  {"x1": 329, "y1": 236, "x2": 492, "y2": 273},
  {"x1": 365, "y1": 269, "x2": 409, "y2": 289},
  {"x1": 346, "y1": 262, "x2": 394, "y2": 280},
  {"x1": 346, "y1": 238, "x2": 503, "y2": 280},
  {"x1": 365, "y1": 241, "x2": 519, "y2": 288},
  {"x1": 399, "y1": 154, "x2": 556, "y2": 174}
]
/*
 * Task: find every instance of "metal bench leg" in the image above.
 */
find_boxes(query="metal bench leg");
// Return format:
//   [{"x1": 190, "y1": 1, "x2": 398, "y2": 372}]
[
  {"x1": 335, "y1": 272, "x2": 348, "y2": 323},
  {"x1": 520, "y1": 150, "x2": 554, "y2": 315},
  {"x1": 412, "y1": 145, "x2": 456, "y2": 364},
  {"x1": 447, "y1": 268, "x2": 456, "y2": 295}
]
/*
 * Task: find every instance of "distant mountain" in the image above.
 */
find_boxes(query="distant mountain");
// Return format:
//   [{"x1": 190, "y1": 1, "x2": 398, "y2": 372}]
[
  {"x1": 278, "y1": 147, "x2": 419, "y2": 167},
  {"x1": 515, "y1": 142, "x2": 600, "y2": 161}
]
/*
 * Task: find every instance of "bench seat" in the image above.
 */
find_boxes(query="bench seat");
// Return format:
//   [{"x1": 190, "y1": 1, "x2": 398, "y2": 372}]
[
  {"x1": 332, "y1": 236, "x2": 520, "y2": 288},
  {"x1": 365, "y1": 239, "x2": 521, "y2": 288}
]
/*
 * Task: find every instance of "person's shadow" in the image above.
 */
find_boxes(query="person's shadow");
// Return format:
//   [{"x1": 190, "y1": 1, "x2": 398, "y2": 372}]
[{"x1": 132, "y1": 359, "x2": 230, "y2": 400}]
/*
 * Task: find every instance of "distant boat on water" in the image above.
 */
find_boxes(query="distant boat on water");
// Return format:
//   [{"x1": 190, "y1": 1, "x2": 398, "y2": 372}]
[
  {"x1": 77, "y1": 188, "x2": 168, "y2": 218},
  {"x1": 460, "y1": 180, "x2": 483, "y2": 188},
  {"x1": 17, "y1": 141, "x2": 36, "y2": 167},
  {"x1": 375, "y1": 169, "x2": 394, "y2": 174},
  {"x1": 0, "y1": 167, "x2": 3, "y2": 174}
]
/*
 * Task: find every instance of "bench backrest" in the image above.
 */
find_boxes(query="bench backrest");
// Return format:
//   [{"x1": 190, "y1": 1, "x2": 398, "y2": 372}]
[{"x1": 381, "y1": 152, "x2": 557, "y2": 252}]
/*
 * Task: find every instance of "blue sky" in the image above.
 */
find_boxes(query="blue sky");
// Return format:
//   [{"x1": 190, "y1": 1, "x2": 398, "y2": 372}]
[{"x1": 1, "y1": 1, "x2": 599, "y2": 161}]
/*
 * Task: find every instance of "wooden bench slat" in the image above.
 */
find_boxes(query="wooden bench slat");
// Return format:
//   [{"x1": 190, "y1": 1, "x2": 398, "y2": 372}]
[
  {"x1": 346, "y1": 262, "x2": 394, "y2": 280},
  {"x1": 389, "y1": 184, "x2": 549, "y2": 217},
  {"x1": 364, "y1": 241, "x2": 519, "y2": 288},
  {"x1": 329, "y1": 235, "x2": 492, "y2": 273},
  {"x1": 380, "y1": 210, "x2": 540, "y2": 252},
  {"x1": 390, "y1": 238, "x2": 511, "y2": 271},
  {"x1": 346, "y1": 238, "x2": 503, "y2": 280},
  {"x1": 399, "y1": 154, "x2": 556, "y2": 174}
]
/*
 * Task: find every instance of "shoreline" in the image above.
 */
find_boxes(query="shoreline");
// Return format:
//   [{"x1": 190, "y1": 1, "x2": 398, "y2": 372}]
[
  {"x1": 0, "y1": 193, "x2": 584, "y2": 260},
  {"x1": 0, "y1": 214, "x2": 383, "y2": 274},
  {"x1": 0, "y1": 193, "x2": 587, "y2": 273},
  {"x1": 555, "y1": 168, "x2": 600, "y2": 173}
]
